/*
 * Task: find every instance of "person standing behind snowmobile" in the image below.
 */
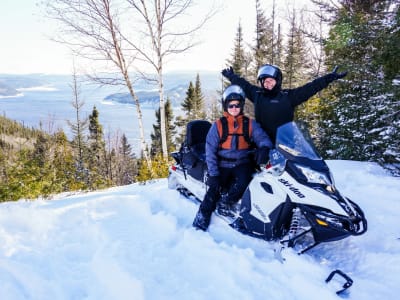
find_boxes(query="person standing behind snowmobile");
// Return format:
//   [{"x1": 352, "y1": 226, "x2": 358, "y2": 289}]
[
  {"x1": 221, "y1": 64, "x2": 347, "y2": 143},
  {"x1": 192, "y1": 85, "x2": 273, "y2": 231}
]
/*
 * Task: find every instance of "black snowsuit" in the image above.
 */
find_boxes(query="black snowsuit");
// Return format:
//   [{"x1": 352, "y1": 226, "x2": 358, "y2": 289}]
[{"x1": 229, "y1": 74, "x2": 337, "y2": 143}]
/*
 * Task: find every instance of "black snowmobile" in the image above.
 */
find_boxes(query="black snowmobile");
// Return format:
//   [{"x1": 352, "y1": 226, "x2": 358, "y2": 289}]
[{"x1": 168, "y1": 120, "x2": 367, "y2": 254}]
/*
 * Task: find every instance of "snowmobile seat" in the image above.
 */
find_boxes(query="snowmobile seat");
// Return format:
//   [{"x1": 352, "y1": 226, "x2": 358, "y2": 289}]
[
  {"x1": 185, "y1": 120, "x2": 212, "y2": 157},
  {"x1": 174, "y1": 120, "x2": 211, "y2": 182},
  {"x1": 181, "y1": 120, "x2": 212, "y2": 167}
]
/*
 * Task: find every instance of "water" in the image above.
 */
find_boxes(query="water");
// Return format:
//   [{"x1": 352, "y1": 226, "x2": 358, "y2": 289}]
[{"x1": 0, "y1": 81, "x2": 161, "y2": 155}]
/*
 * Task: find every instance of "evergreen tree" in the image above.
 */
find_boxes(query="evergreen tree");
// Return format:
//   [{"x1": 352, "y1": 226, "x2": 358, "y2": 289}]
[
  {"x1": 87, "y1": 106, "x2": 108, "y2": 189},
  {"x1": 50, "y1": 130, "x2": 78, "y2": 192},
  {"x1": 321, "y1": 0, "x2": 400, "y2": 173},
  {"x1": 117, "y1": 134, "x2": 137, "y2": 185},
  {"x1": 181, "y1": 81, "x2": 196, "y2": 120},
  {"x1": 227, "y1": 21, "x2": 253, "y2": 116},
  {"x1": 175, "y1": 78, "x2": 206, "y2": 144},
  {"x1": 227, "y1": 22, "x2": 248, "y2": 77},
  {"x1": 282, "y1": 8, "x2": 311, "y2": 89},
  {"x1": 252, "y1": 0, "x2": 274, "y2": 78},
  {"x1": 150, "y1": 98, "x2": 177, "y2": 156},
  {"x1": 193, "y1": 73, "x2": 206, "y2": 120}
]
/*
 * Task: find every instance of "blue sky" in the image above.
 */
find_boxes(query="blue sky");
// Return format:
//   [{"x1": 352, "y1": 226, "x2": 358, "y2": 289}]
[{"x1": 0, "y1": 0, "x2": 311, "y2": 74}]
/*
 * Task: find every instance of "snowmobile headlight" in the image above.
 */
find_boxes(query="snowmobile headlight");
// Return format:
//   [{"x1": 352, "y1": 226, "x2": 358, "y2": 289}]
[
  {"x1": 316, "y1": 213, "x2": 343, "y2": 228},
  {"x1": 295, "y1": 164, "x2": 332, "y2": 186},
  {"x1": 316, "y1": 218, "x2": 328, "y2": 226}
]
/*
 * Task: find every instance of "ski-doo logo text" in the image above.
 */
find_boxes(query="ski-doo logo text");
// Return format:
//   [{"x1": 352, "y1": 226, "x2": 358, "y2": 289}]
[
  {"x1": 253, "y1": 204, "x2": 268, "y2": 221},
  {"x1": 278, "y1": 179, "x2": 305, "y2": 198}
]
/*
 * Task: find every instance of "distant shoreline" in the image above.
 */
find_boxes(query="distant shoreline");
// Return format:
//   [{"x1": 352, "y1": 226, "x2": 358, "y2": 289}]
[{"x1": 0, "y1": 93, "x2": 24, "y2": 99}]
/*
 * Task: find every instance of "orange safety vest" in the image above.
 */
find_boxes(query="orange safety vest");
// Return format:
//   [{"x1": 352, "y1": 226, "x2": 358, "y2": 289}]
[{"x1": 216, "y1": 114, "x2": 253, "y2": 150}]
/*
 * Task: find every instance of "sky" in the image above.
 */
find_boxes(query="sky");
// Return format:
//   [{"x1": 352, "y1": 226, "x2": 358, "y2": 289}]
[
  {"x1": 1, "y1": 160, "x2": 399, "y2": 299},
  {"x1": 0, "y1": 0, "x2": 314, "y2": 75}
]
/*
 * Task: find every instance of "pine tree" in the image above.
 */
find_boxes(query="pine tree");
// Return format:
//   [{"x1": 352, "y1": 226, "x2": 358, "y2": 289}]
[
  {"x1": 175, "y1": 79, "x2": 205, "y2": 144},
  {"x1": 150, "y1": 98, "x2": 176, "y2": 156},
  {"x1": 193, "y1": 73, "x2": 206, "y2": 120},
  {"x1": 51, "y1": 130, "x2": 78, "y2": 192},
  {"x1": 253, "y1": 0, "x2": 274, "y2": 78},
  {"x1": 227, "y1": 22, "x2": 249, "y2": 77},
  {"x1": 117, "y1": 134, "x2": 137, "y2": 185},
  {"x1": 321, "y1": 0, "x2": 400, "y2": 173},
  {"x1": 227, "y1": 21, "x2": 253, "y2": 116},
  {"x1": 282, "y1": 8, "x2": 311, "y2": 89},
  {"x1": 87, "y1": 106, "x2": 108, "y2": 189},
  {"x1": 181, "y1": 81, "x2": 196, "y2": 120}
]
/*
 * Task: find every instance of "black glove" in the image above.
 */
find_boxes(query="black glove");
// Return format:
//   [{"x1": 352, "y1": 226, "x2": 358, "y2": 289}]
[
  {"x1": 327, "y1": 66, "x2": 348, "y2": 82},
  {"x1": 206, "y1": 175, "x2": 220, "y2": 190},
  {"x1": 221, "y1": 66, "x2": 235, "y2": 81},
  {"x1": 255, "y1": 147, "x2": 270, "y2": 165}
]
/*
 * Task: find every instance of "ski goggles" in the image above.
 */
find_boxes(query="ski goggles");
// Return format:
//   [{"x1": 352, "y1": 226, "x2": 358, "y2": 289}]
[{"x1": 227, "y1": 103, "x2": 242, "y2": 109}]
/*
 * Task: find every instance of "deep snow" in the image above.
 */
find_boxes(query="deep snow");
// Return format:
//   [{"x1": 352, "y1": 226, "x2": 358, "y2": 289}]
[{"x1": 0, "y1": 160, "x2": 399, "y2": 300}]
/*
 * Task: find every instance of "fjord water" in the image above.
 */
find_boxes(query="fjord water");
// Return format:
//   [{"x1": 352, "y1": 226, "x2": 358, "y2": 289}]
[{"x1": 1, "y1": 80, "x2": 161, "y2": 155}]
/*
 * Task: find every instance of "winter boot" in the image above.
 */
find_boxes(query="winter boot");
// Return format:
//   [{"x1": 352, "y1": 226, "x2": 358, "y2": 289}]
[
  {"x1": 192, "y1": 210, "x2": 211, "y2": 231},
  {"x1": 230, "y1": 201, "x2": 241, "y2": 214},
  {"x1": 216, "y1": 196, "x2": 235, "y2": 218}
]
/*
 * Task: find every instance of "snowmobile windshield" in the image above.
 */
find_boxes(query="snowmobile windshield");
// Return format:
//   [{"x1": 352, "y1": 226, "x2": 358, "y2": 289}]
[{"x1": 275, "y1": 122, "x2": 321, "y2": 160}]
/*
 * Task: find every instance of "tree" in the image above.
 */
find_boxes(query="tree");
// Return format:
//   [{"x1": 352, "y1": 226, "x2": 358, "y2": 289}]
[
  {"x1": 183, "y1": 81, "x2": 196, "y2": 117},
  {"x1": 282, "y1": 8, "x2": 311, "y2": 89},
  {"x1": 67, "y1": 66, "x2": 89, "y2": 186},
  {"x1": 227, "y1": 22, "x2": 249, "y2": 78},
  {"x1": 51, "y1": 130, "x2": 78, "y2": 192},
  {"x1": 117, "y1": 134, "x2": 137, "y2": 185},
  {"x1": 321, "y1": 0, "x2": 400, "y2": 173},
  {"x1": 45, "y1": 0, "x2": 215, "y2": 163},
  {"x1": 44, "y1": 0, "x2": 152, "y2": 173},
  {"x1": 117, "y1": 0, "x2": 215, "y2": 159},
  {"x1": 193, "y1": 73, "x2": 206, "y2": 120},
  {"x1": 87, "y1": 106, "x2": 108, "y2": 189},
  {"x1": 253, "y1": 0, "x2": 274, "y2": 77},
  {"x1": 150, "y1": 98, "x2": 176, "y2": 156},
  {"x1": 226, "y1": 21, "x2": 253, "y2": 117}
]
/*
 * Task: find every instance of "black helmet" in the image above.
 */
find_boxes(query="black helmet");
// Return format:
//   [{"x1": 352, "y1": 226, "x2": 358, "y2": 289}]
[
  {"x1": 257, "y1": 64, "x2": 282, "y2": 90},
  {"x1": 222, "y1": 85, "x2": 245, "y2": 111}
]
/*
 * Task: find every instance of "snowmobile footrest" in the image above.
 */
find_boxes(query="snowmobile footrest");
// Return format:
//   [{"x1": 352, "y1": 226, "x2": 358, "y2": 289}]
[
  {"x1": 325, "y1": 269, "x2": 353, "y2": 295},
  {"x1": 297, "y1": 241, "x2": 320, "y2": 254}
]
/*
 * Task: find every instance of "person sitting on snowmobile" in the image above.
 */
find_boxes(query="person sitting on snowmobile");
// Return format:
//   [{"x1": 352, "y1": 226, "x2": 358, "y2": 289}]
[
  {"x1": 221, "y1": 64, "x2": 347, "y2": 143},
  {"x1": 192, "y1": 85, "x2": 273, "y2": 231}
]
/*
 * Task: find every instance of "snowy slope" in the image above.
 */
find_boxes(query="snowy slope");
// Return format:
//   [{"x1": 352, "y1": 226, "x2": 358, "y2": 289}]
[{"x1": 0, "y1": 160, "x2": 399, "y2": 300}]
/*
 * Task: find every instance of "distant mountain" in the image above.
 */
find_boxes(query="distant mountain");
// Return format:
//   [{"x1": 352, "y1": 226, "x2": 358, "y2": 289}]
[
  {"x1": 0, "y1": 74, "x2": 54, "y2": 96},
  {"x1": 103, "y1": 71, "x2": 221, "y2": 107},
  {"x1": 104, "y1": 84, "x2": 188, "y2": 108},
  {"x1": 0, "y1": 71, "x2": 221, "y2": 103},
  {"x1": 0, "y1": 82, "x2": 19, "y2": 97}
]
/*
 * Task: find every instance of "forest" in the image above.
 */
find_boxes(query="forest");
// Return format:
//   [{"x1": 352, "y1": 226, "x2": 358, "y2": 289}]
[{"x1": 1, "y1": 0, "x2": 399, "y2": 201}]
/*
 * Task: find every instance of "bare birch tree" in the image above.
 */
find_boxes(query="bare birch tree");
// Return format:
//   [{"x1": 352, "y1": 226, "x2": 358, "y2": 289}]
[
  {"x1": 124, "y1": 0, "x2": 216, "y2": 159},
  {"x1": 44, "y1": 0, "x2": 216, "y2": 168},
  {"x1": 43, "y1": 0, "x2": 152, "y2": 171}
]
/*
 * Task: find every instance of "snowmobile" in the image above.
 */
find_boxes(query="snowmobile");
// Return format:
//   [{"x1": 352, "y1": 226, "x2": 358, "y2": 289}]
[{"x1": 168, "y1": 120, "x2": 367, "y2": 254}]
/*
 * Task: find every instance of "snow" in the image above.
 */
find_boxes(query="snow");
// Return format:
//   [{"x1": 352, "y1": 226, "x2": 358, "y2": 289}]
[{"x1": 1, "y1": 160, "x2": 399, "y2": 300}]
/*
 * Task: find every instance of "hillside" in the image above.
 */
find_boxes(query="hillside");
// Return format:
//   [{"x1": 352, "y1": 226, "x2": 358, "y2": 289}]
[{"x1": 0, "y1": 115, "x2": 41, "y2": 150}]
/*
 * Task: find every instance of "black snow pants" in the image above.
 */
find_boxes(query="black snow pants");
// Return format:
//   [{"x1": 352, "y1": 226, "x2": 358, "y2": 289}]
[{"x1": 199, "y1": 162, "x2": 253, "y2": 217}]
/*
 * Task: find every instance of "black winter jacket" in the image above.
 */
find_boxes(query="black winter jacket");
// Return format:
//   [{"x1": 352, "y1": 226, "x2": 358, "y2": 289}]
[{"x1": 230, "y1": 74, "x2": 335, "y2": 143}]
